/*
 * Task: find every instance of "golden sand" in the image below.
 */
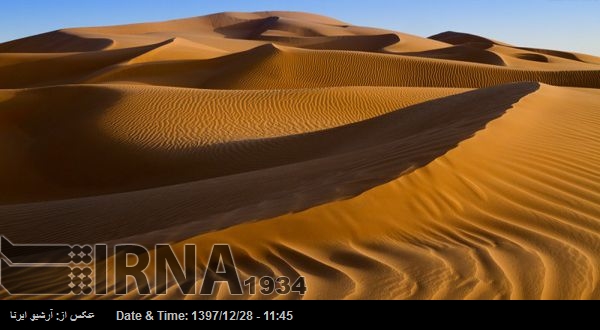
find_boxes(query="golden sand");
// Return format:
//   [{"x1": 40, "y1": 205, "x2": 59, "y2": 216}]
[{"x1": 1, "y1": 11, "x2": 599, "y2": 300}]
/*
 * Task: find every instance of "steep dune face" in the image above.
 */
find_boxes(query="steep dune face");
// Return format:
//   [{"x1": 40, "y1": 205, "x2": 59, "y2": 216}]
[{"x1": 0, "y1": 11, "x2": 599, "y2": 300}]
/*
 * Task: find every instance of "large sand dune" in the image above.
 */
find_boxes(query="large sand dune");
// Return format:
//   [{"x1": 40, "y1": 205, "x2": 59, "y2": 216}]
[{"x1": 0, "y1": 11, "x2": 599, "y2": 300}]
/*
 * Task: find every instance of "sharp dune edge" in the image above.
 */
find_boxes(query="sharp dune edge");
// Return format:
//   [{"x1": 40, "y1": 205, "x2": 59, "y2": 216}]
[{"x1": 0, "y1": 11, "x2": 599, "y2": 300}]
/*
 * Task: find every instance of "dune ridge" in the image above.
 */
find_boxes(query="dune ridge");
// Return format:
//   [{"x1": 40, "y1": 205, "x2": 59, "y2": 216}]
[
  {"x1": 163, "y1": 84, "x2": 600, "y2": 300},
  {"x1": 0, "y1": 11, "x2": 599, "y2": 300}
]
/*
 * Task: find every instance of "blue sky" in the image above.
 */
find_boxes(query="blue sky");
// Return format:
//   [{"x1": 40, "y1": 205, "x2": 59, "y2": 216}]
[{"x1": 1, "y1": 0, "x2": 599, "y2": 55}]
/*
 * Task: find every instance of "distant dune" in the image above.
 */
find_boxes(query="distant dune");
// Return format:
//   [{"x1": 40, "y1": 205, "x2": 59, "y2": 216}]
[{"x1": 1, "y1": 11, "x2": 599, "y2": 300}]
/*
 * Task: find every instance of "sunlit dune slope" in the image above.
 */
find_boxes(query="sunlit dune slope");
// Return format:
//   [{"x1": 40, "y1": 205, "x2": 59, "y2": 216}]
[{"x1": 166, "y1": 84, "x2": 600, "y2": 300}]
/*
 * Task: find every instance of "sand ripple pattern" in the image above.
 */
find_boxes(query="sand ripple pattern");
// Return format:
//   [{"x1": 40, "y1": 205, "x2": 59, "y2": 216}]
[{"x1": 165, "y1": 85, "x2": 600, "y2": 300}]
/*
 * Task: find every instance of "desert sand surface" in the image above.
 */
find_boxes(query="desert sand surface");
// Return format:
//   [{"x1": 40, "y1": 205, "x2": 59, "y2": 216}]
[{"x1": 1, "y1": 11, "x2": 600, "y2": 300}]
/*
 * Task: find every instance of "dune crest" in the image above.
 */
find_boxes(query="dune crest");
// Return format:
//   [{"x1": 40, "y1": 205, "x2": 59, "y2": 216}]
[{"x1": 1, "y1": 11, "x2": 599, "y2": 300}]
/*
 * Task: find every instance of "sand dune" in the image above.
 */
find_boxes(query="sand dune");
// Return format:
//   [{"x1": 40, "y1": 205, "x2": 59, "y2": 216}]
[
  {"x1": 0, "y1": 11, "x2": 599, "y2": 300},
  {"x1": 83, "y1": 45, "x2": 600, "y2": 89},
  {"x1": 179, "y1": 84, "x2": 600, "y2": 300},
  {"x1": 0, "y1": 84, "x2": 465, "y2": 204},
  {"x1": 0, "y1": 30, "x2": 115, "y2": 53},
  {"x1": 0, "y1": 83, "x2": 534, "y2": 243}
]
